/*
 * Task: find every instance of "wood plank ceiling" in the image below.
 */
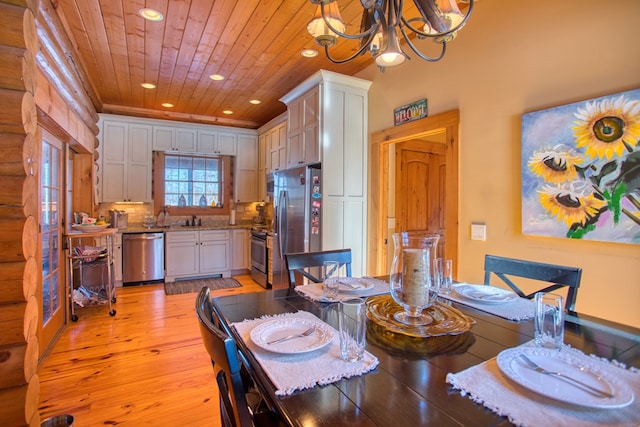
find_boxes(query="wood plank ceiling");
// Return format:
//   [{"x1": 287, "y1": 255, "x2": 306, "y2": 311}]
[{"x1": 52, "y1": 0, "x2": 388, "y2": 129}]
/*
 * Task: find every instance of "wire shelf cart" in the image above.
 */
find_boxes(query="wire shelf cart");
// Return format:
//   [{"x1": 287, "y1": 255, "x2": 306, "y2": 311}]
[{"x1": 65, "y1": 228, "x2": 117, "y2": 321}]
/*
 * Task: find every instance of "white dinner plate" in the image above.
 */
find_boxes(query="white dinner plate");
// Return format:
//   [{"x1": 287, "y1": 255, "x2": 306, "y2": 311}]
[
  {"x1": 337, "y1": 278, "x2": 374, "y2": 293},
  {"x1": 455, "y1": 284, "x2": 518, "y2": 304},
  {"x1": 72, "y1": 223, "x2": 110, "y2": 232},
  {"x1": 497, "y1": 347, "x2": 634, "y2": 408},
  {"x1": 250, "y1": 318, "x2": 335, "y2": 355}
]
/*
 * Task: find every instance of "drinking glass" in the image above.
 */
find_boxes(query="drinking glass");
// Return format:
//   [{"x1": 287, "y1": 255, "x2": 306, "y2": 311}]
[
  {"x1": 534, "y1": 292, "x2": 564, "y2": 350},
  {"x1": 338, "y1": 298, "x2": 367, "y2": 362},
  {"x1": 322, "y1": 261, "x2": 340, "y2": 300},
  {"x1": 436, "y1": 258, "x2": 453, "y2": 294}
]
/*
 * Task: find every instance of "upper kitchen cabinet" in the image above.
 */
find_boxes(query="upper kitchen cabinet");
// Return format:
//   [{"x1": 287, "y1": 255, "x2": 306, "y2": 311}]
[
  {"x1": 100, "y1": 118, "x2": 153, "y2": 202},
  {"x1": 198, "y1": 130, "x2": 237, "y2": 155},
  {"x1": 285, "y1": 86, "x2": 320, "y2": 168},
  {"x1": 280, "y1": 70, "x2": 372, "y2": 276},
  {"x1": 234, "y1": 134, "x2": 258, "y2": 203},
  {"x1": 153, "y1": 126, "x2": 197, "y2": 152}
]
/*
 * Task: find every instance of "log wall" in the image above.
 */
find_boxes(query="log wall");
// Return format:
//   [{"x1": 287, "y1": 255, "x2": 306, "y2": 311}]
[
  {"x1": 0, "y1": 1, "x2": 40, "y2": 425},
  {"x1": 0, "y1": 0, "x2": 100, "y2": 424}
]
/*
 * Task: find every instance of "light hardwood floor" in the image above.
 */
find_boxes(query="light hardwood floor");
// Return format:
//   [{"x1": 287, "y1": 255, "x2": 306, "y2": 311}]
[{"x1": 38, "y1": 274, "x2": 266, "y2": 426}]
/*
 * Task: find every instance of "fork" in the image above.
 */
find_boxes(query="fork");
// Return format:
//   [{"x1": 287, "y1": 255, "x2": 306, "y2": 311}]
[
  {"x1": 519, "y1": 354, "x2": 614, "y2": 398},
  {"x1": 267, "y1": 326, "x2": 316, "y2": 345}
]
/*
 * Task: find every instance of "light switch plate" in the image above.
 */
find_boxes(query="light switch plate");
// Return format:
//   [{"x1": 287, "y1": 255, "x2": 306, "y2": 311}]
[{"x1": 471, "y1": 223, "x2": 486, "y2": 241}]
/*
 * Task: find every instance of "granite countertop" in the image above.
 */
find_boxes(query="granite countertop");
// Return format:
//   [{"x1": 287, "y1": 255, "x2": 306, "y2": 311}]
[{"x1": 118, "y1": 223, "x2": 254, "y2": 233}]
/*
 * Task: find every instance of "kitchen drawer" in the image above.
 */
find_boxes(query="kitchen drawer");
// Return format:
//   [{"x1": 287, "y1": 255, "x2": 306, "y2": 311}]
[
  {"x1": 165, "y1": 230, "x2": 198, "y2": 242},
  {"x1": 200, "y1": 230, "x2": 230, "y2": 241}
]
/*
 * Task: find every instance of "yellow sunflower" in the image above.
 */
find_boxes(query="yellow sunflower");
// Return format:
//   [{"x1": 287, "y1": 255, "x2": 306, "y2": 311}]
[
  {"x1": 572, "y1": 95, "x2": 640, "y2": 160},
  {"x1": 537, "y1": 182, "x2": 607, "y2": 227},
  {"x1": 528, "y1": 145, "x2": 583, "y2": 184}
]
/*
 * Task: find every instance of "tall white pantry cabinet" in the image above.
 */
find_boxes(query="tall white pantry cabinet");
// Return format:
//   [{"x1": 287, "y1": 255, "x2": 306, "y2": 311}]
[{"x1": 280, "y1": 70, "x2": 372, "y2": 277}]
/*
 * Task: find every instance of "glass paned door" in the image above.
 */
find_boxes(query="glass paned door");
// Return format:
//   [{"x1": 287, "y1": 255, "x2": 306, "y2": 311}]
[{"x1": 40, "y1": 128, "x2": 65, "y2": 354}]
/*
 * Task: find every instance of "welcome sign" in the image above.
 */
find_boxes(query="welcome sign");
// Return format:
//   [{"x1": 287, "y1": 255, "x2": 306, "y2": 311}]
[{"x1": 394, "y1": 99, "x2": 428, "y2": 126}]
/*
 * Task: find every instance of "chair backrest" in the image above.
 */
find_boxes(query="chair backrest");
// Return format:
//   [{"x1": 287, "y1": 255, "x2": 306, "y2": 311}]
[
  {"x1": 196, "y1": 287, "x2": 253, "y2": 427},
  {"x1": 483, "y1": 254, "x2": 582, "y2": 312},
  {"x1": 284, "y1": 249, "x2": 352, "y2": 288}
]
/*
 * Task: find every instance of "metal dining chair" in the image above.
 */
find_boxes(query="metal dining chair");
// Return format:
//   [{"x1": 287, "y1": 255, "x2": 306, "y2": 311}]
[
  {"x1": 284, "y1": 249, "x2": 352, "y2": 289},
  {"x1": 195, "y1": 287, "x2": 280, "y2": 427},
  {"x1": 483, "y1": 254, "x2": 582, "y2": 313}
]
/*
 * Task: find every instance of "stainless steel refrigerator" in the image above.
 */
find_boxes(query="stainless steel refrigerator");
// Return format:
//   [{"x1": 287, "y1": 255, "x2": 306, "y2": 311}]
[{"x1": 270, "y1": 164, "x2": 322, "y2": 288}]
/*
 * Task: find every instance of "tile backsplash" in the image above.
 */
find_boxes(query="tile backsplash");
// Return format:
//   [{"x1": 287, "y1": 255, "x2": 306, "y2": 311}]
[{"x1": 97, "y1": 201, "x2": 272, "y2": 226}]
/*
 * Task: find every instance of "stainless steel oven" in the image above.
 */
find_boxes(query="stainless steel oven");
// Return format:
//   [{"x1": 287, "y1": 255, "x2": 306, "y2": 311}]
[{"x1": 250, "y1": 229, "x2": 268, "y2": 288}]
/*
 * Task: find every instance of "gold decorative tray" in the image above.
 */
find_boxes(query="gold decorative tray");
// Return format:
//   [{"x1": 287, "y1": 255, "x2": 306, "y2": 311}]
[{"x1": 365, "y1": 295, "x2": 476, "y2": 356}]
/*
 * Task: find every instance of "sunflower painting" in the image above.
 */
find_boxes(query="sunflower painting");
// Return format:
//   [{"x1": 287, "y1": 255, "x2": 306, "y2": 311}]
[{"x1": 522, "y1": 88, "x2": 640, "y2": 244}]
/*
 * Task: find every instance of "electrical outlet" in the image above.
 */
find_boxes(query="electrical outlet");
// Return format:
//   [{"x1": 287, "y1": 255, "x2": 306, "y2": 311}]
[{"x1": 471, "y1": 223, "x2": 486, "y2": 241}]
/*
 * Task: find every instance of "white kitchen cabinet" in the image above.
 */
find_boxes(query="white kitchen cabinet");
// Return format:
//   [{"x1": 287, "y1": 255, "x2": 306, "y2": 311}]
[
  {"x1": 197, "y1": 130, "x2": 237, "y2": 155},
  {"x1": 266, "y1": 121, "x2": 287, "y2": 173},
  {"x1": 231, "y1": 229, "x2": 249, "y2": 270},
  {"x1": 165, "y1": 230, "x2": 231, "y2": 281},
  {"x1": 100, "y1": 120, "x2": 153, "y2": 202},
  {"x1": 280, "y1": 70, "x2": 371, "y2": 277},
  {"x1": 258, "y1": 133, "x2": 267, "y2": 202},
  {"x1": 234, "y1": 134, "x2": 258, "y2": 203},
  {"x1": 153, "y1": 126, "x2": 196, "y2": 152},
  {"x1": 285, "y1": 85, "x2": 320, "y2": 168}
]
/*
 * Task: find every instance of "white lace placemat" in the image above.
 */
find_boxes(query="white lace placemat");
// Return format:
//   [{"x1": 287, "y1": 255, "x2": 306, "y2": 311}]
[
  {"x1": 446, "y1": 342, "x2": 640, "y2": 427},
  {"x1": 295, "y1": 277, "x2": 390, "y2": 303},
  {"x1": 438, "y1": 283, "x2": 536, "y2": 321},
  {"x1": 232, "y1": 310, "x2": 379, "y2": 396}
]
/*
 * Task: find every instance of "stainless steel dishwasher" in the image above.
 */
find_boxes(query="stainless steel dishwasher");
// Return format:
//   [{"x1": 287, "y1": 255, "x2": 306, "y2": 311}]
[{"x1": 122, "y1": 232, "x2": 165, "y2": 284}]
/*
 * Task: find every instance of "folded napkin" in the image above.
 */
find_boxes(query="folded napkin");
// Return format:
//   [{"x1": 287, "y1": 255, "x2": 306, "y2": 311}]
[
  {"x1": 296, "y1": 277, "x2": 390, "y2": 303},
  {"x1": 438, "y1": 283, "x2": 536, "y2": 321},
  {"x1": 446, "y1": 342, "x2": 640, "y2": 427},
  {"x1": 232, "y1": 311, "x2": 379, "y2": 396}
]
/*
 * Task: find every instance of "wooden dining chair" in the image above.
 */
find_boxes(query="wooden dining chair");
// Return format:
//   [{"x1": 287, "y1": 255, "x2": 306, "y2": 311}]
[
  {"x1": 195, "y1": 287, "x2": 279, "y2": 427},
  {"x1": 483, "y1": 254, "x2": 582, "y2": 313},
  {"x1": 284, "y1": 249, "x2": 352, "y2": 289}
]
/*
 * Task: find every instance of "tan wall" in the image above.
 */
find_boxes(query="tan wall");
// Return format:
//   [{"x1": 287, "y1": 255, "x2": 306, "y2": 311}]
[{"x1": 360, "y1": 0, "x2": 640, "y2": 328}]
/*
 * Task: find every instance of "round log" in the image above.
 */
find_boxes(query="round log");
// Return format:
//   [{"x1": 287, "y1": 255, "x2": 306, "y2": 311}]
[
  {"x1": 23, "y1": 256, "x2": 37, "y2": 300},
  {"x1": 23, "y1": 294, "x2": 37, "y2": 340},
  {"x1": 22, "y1": 91, "x2": 37, "y2": 135},
  {"x1": 0, "y1": 175, "x2": 27, "y2": 207},
  {"x1": 0, "y1": 257, "x2": 37, "y2": 304},
  {"x1": 22, "y1": 175, "x2": 37, "y2": 218},
  {"x1": 21, "y1": 215, "x2": 37, "y2": 259},
  {"x1": 0, "y1": 302, "x2": 27, "y2": 346},
  {"x1": 0, "y1": 88, "x2": 36, "y2": 134},
  {"x1": 0, "y1": 383, "x2": 28, "y2": 425},
  {"x1": 1, "y1": 0, "x2": 37, "y2": 14},
  {"x1": 24, "y1": 333, "x2": 38, "y2": 382},
  {"x1": 0, "y1": 3, "x2": 37, "y2": 52},
  {"x1": 0, "y1": 215, "x2": 36, "y2": 261},
  {"x1": 25, "y1": 373, "x2": 39, "y2": 426},
  {"x1": 0, "y1": 132, "x2": 37, "y2": 176},
  {"x1": 0, "y1": 46, "x2": 36, "y2": 94}
]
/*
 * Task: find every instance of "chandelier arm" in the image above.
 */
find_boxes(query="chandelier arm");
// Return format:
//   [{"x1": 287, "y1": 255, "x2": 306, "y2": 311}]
[
  {"x1": 400, "y1": 26, "x2": 447, "y2": 62},
  {"x1": 323, "y1": 35, "x2": 377, "y2": 64},
  {"x1": 401, "y1": 0, "x2": 474, "y2": 39},
  {"x1": 320, "y1": 2, "x2": 380, "y2": 40}
]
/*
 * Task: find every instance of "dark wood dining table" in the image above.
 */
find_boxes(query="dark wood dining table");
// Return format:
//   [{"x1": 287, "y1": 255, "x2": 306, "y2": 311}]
[{"x1": 212, "y1": 287, "x2": 640, "y2": 427}]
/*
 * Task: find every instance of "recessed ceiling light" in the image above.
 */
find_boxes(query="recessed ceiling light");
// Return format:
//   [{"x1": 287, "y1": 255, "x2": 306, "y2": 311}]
[
  {"x1": 139, "y1": 8, "x2": 163, "y2": 22},
  {"x1": 249, "y1": 99, "x2": 261, "y2": 105},
  {"x1": 301, "y1": 49, "x2": 318, "y2": 58},
  {"x1": 209, "y1": 74, "x2": 225, "y2": 81},
  {"x1": 162, "y1": 103, "x2": 174, "y2": 108},
  {"x1": 222, "y1": 110, "x2": 233, "y2": 115},
  {"x1": 141, "y1": 83, "x2": 156, "y2": 89}
]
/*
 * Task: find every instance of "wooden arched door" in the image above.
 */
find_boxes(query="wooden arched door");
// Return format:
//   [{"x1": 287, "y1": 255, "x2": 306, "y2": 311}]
[{"x1": 371, "y1": 110, "x2": 459, "y2": 277}]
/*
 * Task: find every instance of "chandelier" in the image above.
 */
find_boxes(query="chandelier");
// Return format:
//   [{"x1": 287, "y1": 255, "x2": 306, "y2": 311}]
[{"x1": 306, "y1": 0, "x2": 474, "y2": 70}]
